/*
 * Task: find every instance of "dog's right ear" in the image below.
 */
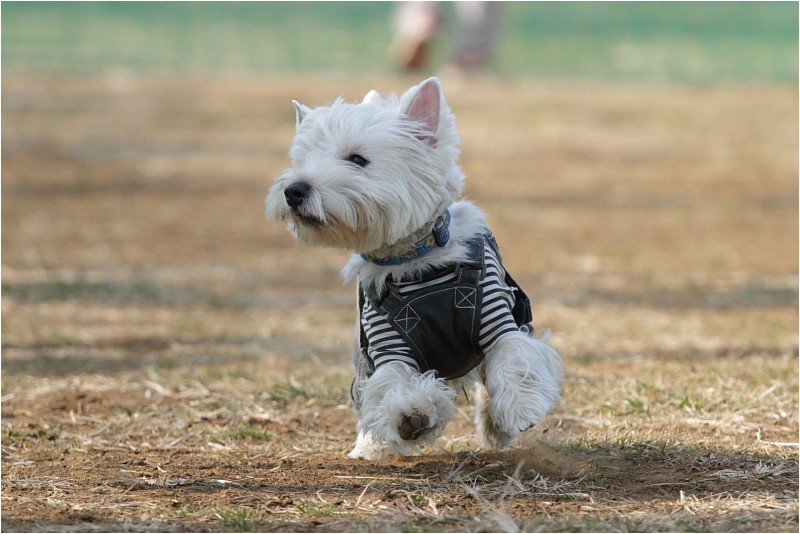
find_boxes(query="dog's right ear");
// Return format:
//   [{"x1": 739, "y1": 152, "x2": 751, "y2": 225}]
[
  {"x1": 292, "y1": 100, "x2": 310, "y2": 127},
  {"x1": 402, "y1": 77, "x2": 441, "y2": 147}
]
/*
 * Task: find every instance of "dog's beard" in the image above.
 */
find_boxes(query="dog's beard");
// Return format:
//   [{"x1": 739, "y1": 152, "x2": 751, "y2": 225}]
[
  {"x1": 266, "y1": 178, "x2": 389, "y2": 252},
  {"x1": 286, "y1": 214, "x2": 366, "y2": 250},
  {"x1": 266, "y1": 169, "x2": 445, "y2": 253}
]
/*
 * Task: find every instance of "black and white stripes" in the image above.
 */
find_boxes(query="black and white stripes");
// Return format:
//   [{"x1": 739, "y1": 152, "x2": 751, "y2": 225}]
[{"x1": 360, "y1": 239, "x2": 523, "y2": 372}]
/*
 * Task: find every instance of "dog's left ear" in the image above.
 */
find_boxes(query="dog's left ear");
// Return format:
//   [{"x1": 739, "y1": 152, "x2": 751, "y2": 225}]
[
  {"x1": 292, "y1": 100, "x2": 310, "y2": 128},
  {"x1": 402, "y1": 77, "x2": 441, "y2": 147},
  {"x1": 362, "y1": 89, "x2": 382, "y2": 104}
]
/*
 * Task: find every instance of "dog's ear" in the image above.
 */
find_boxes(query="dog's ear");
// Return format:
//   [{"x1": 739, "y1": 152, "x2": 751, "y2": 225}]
[
  {"x1": 402, "y1": 78, "x2": 441, "y2": 146},
  {"x1": 292, "y1": 100, "x2": 310, "y2": 128},
  {"x1": 362, "y1": 89, "x2": 382, "y2": 104}
]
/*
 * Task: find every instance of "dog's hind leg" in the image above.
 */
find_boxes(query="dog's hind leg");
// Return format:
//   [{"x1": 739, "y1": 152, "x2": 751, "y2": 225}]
[
  {"x1": 449, "y1": 368, "x2": 508, "y2": 449},
  {"x1": 471, "y1": 375, "x2": 517, "y2": 448}
]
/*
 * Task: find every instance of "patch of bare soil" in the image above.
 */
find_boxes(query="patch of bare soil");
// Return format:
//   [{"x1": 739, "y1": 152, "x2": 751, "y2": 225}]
[{"x1": 2, "y1": 73, "x2": 797, "y2": 532}]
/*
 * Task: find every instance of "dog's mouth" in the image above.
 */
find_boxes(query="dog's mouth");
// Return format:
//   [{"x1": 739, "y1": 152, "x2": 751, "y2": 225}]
[{"x1": 289, "y1": 210, "x2": 325, "y2": 228}]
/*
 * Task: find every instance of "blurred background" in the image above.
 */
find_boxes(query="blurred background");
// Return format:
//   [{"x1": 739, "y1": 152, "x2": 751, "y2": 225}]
[{"x1": 3, "y1": 2, "x2": 797, "y2": 81}]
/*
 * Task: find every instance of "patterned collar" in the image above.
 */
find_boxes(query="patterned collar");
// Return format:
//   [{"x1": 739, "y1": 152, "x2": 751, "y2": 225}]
[{"x1": 360, "y1": 209, "x2": 451, "y2": 266}]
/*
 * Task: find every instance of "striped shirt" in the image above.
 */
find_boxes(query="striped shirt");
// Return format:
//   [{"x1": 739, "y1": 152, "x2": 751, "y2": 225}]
[{"x1": 360, "y1": 239, "x2": 525, "y2": 373}]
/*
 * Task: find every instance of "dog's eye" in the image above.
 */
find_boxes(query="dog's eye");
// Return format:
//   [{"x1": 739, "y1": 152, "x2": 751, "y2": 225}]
[{"x1": 346, "y1": 154, "x2": 369, "y2": 167}]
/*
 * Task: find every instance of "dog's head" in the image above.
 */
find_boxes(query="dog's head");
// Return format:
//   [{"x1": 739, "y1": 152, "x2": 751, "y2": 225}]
[{"x1": 266, "y1": 78, "x2": 464, "y2": 253}]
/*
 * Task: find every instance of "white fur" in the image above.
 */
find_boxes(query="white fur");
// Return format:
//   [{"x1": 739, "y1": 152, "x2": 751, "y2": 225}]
[
  {"x1": 483, "y1": 331, "x2": 564, "y2": 446},
  {"x1": 352, "y1": 362, "x2": 457, "y2": 459},
  {"x1": 265, "y1": 78, "x2": 463, "y2": 254},
  {"x1": 265, "y1": 78, "x2": 564, "y2": 459},
  {"x1": 342, "y1": 199, "x2": 486, "y2": 292}
]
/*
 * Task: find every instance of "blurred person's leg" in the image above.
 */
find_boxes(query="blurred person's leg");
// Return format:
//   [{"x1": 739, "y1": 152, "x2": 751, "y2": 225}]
[
  {"x1": 451, "y1": 1, "x2": 502, "y2": 74},
  {"x1": 390, "y1": 1, "x2": 442, "y2": 71}
]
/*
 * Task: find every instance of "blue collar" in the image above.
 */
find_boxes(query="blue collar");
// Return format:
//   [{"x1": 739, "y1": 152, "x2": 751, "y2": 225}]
[{"x1": 361, "y1": 209, "x2": 451, "y2": 266}]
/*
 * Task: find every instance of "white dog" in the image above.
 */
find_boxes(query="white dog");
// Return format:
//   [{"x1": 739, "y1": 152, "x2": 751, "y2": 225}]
[{"x1": 266, "y1": 78, "x2": 563, "y2": 460}]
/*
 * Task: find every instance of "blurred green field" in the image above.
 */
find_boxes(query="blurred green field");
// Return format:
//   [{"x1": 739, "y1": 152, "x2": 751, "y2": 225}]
[{"x1": 2, "y1": 1, "x2": 797, "y2": 82}]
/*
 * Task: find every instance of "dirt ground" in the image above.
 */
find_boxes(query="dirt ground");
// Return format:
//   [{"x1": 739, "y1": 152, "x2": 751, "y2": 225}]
[{"x1": 2, "y1": 73, "x2": 798, "y2": 532}]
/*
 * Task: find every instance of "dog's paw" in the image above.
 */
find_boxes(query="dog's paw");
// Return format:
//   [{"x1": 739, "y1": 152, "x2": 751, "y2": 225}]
[
  {"x1": 357, "y1": 364, "x2": 457, "y2": 450},
  {"x1": 398, "y1": 412, "x2": 431, "y2": 441},
  {"x1": 489, "y1": 422, "x2": 520, "y2": 448}
]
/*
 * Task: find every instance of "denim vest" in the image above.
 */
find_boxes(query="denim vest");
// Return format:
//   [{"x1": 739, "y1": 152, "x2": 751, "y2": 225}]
[{"x1": 356, "y1": 233, "x2": 533, "y2": 382}]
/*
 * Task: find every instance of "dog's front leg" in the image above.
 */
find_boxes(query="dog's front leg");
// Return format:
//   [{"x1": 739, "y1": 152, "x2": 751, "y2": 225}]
[
  {"x1": 349, "y1": 362, "x2": 457, "y2": 459},
  {"x1": 482, "y1": 332, "x2": 563, "y2": 447}
]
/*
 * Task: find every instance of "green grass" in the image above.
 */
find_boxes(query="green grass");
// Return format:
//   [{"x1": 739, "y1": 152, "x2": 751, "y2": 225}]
[
  {"x1": 499, "y1": 1, "x2": 798, "y2": 82},
  {"x1": 214, "y1": 507, "x2": 260, "y2": 532},
  {"x1": 2, "y1": 1, "x2": 796, "y2": 82}
]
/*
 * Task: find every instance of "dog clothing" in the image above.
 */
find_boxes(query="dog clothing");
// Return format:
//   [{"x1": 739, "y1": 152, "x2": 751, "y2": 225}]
[{"x1": 351, "y1": 231, "x2": 533, "y2": 410}]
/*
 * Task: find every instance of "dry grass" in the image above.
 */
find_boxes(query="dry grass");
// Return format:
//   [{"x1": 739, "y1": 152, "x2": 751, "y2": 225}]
[{"x1": 2, "y1": 73, "x2": 797, "y2": 532}]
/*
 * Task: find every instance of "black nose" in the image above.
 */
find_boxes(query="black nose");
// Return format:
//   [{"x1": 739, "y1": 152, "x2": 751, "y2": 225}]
[{"x1": 284, "y1": 182, "x2": 311, "y2": 210}]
